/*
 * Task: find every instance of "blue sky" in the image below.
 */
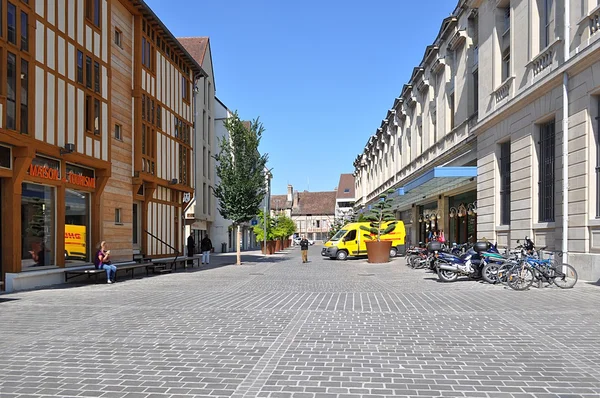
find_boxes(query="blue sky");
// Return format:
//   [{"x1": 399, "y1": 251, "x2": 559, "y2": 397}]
[{"x1": 146, "y1": 0, "x2": 458, "y2": 195}]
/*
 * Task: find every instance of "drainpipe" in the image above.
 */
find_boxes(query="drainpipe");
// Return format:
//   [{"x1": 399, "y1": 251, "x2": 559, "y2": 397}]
[{"x1": 562, "y1": 0, "x2": 570, "y2": 263}]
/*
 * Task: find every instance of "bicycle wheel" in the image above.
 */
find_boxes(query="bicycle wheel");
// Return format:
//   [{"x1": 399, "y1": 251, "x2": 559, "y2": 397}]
[
  {"x1": 552, "y1": 263, "x2": 578, "y2": 289},
  {"x1": 506, "y1": 265, "x2": 535, "y2": 291}
]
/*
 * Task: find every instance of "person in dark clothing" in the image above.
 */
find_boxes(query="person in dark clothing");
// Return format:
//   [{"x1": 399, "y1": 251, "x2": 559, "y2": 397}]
[
  {"x1": 187, "y1": 234, "x2": 196, "y2": 265},
  {"x1": 300, "y1": 235, "x2": 309, "y2": 263},
  {"x1": 201, "y1": 235, "x2": 213, "y2": 264}
]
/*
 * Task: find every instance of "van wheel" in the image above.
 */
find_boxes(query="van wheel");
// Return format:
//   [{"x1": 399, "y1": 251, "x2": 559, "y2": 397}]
[
  {"x1": 389, "y1": 248, "x2": 397, "y2": 258},
  {"x1": 336, "y1": 251, "x2": 348, "y2": 261}
]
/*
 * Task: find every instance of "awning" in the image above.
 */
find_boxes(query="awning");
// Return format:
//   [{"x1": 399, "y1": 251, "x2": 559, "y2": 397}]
[{"x1": 391, "y1": 166, "x2": 477, "y2": 208}]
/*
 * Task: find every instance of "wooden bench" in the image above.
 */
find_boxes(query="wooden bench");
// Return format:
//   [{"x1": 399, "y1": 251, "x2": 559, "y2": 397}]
[
  {"x1": 65, "y1": 262, "x2": 153, "y2": 282},
  {"x1": 65, "y1": 268, "x2": 106, "y2": 282},
  {"x1": 153, "y1": 256, "x2": 200, "y2": 271}
]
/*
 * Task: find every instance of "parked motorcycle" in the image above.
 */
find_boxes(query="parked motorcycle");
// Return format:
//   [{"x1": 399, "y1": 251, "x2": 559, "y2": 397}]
[{"x1": 432, "y1": 241, "x2": 500, "y2": 282}]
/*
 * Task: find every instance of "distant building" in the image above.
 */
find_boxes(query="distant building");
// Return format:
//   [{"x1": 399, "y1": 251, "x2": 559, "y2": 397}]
[
  {"x1": 335, "y1": 174, "x2": 356, "y2": 220},
  {"x1": 178, "y1": 37, "x2": 216, "y2": 249},
  {"x1": 271, "y1": 185, "x2": 336, "y2": 241}
]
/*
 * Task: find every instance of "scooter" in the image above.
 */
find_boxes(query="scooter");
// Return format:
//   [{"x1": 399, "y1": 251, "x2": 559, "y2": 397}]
[{"x1": 434, "y1": 241, "x2": 500, "y2": 282}]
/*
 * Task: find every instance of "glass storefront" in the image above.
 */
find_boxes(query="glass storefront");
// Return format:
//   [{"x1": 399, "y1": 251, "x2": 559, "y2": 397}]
[
  {"x1": 65, "y1": 189, "x2": 90, "y2": 264},
  {"x1": 447, "y1": 190, "x2": 477, "y2": 245},
  {"x1": 21, "y1": 183, "x2": 56, "y2": 270},
  {"x1": 417, "y1": 202, "x2": 438, "y2": 245}
]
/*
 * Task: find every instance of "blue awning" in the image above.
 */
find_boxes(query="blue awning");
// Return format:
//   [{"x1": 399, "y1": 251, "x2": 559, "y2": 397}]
[{"x1": 391, "y1": 166, "x2": 477, "y2": 208}]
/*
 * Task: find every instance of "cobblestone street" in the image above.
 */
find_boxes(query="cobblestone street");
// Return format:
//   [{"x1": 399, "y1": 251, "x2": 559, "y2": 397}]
[{"x1": 1, "y1": 245, "x2": 599, "y2": 398}]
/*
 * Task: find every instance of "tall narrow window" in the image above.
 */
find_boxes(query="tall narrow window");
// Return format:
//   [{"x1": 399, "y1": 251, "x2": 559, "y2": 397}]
[
  {"x1": 538, "y1": 121, "x2": 555, "y2": 222},
  {"x1": 94, "y1": 61, "x2": 100, "y2": 92},
  {"x1": 114, "y1": 29, "x2": 122, "y2": 47},
  {"x1": 473, "y1": 70, "x2": 479, "y2": 114},
  {"x1": 93, "y1": 0, "x2": 100, "y2": 27},
  {"x1": 77, "y1": 51, "x2": 84, "y2": 84},
  {"x1": 21, "y1": 59, "x2": 28, "y2": 134},
  {"x1": 7, "y1": 53, "x2": 16, "y2": 130},
  {"x1": 132, "y1": 203, "x2": 139, "y2": 245},
  {"x1": 93, "y1": 98, "x2": 100, "y2": 135},
  {"x1": 85, "y1": 0, "x2": 92, "y2": 20},
  {"x1": 502, "y1": 48, "x2": 510, "y2": 81},
  {"x1": 21, "y1": 11, "x2": 28, "y2": 51},
  {"x1": 85, "y1": 56, "x2": 92, "y2": 88},
  {"x1": 0, "y1": 1, "x2": 3, "y2": 38},
  {"x1": 596, "y1": 98, "x2": 600, "y2": 218},
  {"x1": 156, "y1": 105, "x2": 162, "y2": 129},
  {"x1": 141, "y1": 37, "x2": 147, "y2": 67},
  {"x1": 432, "y1": 108, "x2": 437, "y2": 143},
  {"x1": 114, "y1": 124, "x2": 122, "y2": 140},
  {"x1": 541, "y1": 0, "x2": 553, "y2": 49},
  {"x1": 500, "y1": 142, "x2": 511, "y2": 225},
  {"x1": 85, "y1": 95, "x2": 91, "y2": 132},
  {"x1": 449, "y1": 93, "x2": 455, "y2": 130},
  {"x1": 7, "y1": 3, "x2": 16, "y2": 44}
]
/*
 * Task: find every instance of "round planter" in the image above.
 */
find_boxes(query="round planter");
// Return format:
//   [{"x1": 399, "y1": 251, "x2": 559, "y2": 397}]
[{"x1": 365, "y1": 240, "x2": 392, "y2": 263}]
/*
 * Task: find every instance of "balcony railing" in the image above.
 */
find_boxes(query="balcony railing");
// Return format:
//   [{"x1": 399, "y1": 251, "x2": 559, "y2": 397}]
[
  {"x1": 493, "y1": 76, "x2": 514, "y2": 103},
  {"x1": 589, "y1": 5, "x2": 600, "y2": 36},
  {"x1": 530, "y1": 39, "x2": 560, "y2": 77}
]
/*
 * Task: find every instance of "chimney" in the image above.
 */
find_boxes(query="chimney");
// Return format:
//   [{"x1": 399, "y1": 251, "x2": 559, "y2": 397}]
[{"x1": 287, "y1": 184, "x2": 293, "y2": 202}]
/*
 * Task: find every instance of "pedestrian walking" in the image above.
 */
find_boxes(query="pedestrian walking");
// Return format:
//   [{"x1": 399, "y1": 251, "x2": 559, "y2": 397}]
[
  {"x1": 94, "y1": 241, "x2": 117, "y2": 284},
  {"x1": 187, "y1": 234, "x2": 196, "y2": 265},
  {"x1": 300, "y1": 235, "x2": 309, "y2": 263},
  {"x1": 201, "y1": 234, "x2": 213, "y2": 265}
]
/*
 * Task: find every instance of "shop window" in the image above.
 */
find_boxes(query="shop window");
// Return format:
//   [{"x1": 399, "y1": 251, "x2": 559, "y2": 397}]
[
  {"x1": 65, "y1": 188, "x2": 90, "y2": 264},
  {"x1": 22, "y1": 183, "x2": 56, "y2": 270}
]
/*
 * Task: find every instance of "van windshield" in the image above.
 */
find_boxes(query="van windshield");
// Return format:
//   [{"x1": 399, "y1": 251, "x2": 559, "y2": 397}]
[{"x1": 330, "y1": 230, "x2": 347, "y2": 241}]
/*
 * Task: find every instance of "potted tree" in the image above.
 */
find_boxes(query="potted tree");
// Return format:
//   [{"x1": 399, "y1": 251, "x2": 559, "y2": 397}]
[
  {"x1": 359, "y1": 189, "x2": 397, "y2": 263},
  {"x1": 254, "y1": 210, "x2": 276, "y2": 254}
]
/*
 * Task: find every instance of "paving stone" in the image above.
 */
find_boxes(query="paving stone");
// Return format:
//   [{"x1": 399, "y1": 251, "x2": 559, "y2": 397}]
[{"x1": 0, "y1": 246, "x2": 598, "y2": 397}]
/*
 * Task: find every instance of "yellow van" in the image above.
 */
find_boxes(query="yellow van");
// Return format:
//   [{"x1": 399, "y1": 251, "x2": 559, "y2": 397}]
[
  {"x1": 65, "y1": 224, "x2": 87, "y2": 260},
  {"x1": 321, "y1": 221, "x2": 406, "y2": 260}
]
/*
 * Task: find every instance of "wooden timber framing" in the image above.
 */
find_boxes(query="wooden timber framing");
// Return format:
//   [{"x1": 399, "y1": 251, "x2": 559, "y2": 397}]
[{"x1": 0, "y1": 0, "x2": 207, "y2": 288}]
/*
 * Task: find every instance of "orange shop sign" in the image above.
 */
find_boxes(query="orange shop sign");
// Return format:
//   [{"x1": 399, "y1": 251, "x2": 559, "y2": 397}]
[
  {"x1": 67, "y1": 172, "x2": 96, "y2": 188},
  {"x1": 29, "y1": 163, "x2": 60, "y2": 180}
]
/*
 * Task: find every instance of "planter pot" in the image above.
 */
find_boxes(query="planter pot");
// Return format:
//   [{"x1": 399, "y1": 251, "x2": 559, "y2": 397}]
[
  {"x1": 365, "y1": 240, "x2": 392, "y2": 263},
  {"x1": 267, "y1": 240, "x2": 276, "y2": 255},
  {"x1": 260, "y1": 241, "x2": 267, "y2": 254},
  {"x1": 275, "y1": 240, "x2": 282, "y2": 252}
]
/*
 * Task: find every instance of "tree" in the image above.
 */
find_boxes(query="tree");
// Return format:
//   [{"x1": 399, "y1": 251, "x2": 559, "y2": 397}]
[
  {"x1": 213, "y1": 113, "x2": 269, "y2": 265},
  {"x1": 359, "y1": 189, "x2": 397, "y2": 242}
]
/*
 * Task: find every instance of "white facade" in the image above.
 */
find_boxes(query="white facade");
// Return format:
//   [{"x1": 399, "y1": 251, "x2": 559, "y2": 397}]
[
  {"x1": 353, "y1": 0, "x2": 600, "y2": 280},
  {"x1": 209, "y1": 98, "x2": 233, "y2": 252}
]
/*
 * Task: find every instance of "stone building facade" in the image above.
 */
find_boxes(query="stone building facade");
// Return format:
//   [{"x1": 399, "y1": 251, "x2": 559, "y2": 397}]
[{"x1": 353, "y1": 0, "x2": 600, "y2": 280}]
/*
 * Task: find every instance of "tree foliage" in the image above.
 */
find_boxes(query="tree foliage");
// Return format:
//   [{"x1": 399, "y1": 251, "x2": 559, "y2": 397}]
[
  {"x1": 253, "y1": 210, "x2": 276, "y2": 241},
  {"x1": 213, "y1": 113, "x2": 269, "y2": 224},
  {"x1": 359, "y1": 189, "x2": 397, "y2": 242}
]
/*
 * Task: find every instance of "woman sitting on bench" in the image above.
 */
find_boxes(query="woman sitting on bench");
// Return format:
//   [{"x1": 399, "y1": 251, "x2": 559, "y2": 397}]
[{"x1": 95, "y1": 241, "x2": 117, "y2": 284}]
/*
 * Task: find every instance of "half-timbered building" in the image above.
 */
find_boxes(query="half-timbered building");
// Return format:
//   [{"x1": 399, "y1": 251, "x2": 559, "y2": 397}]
[{"x1": 0, "y1": 0, "x2": 206, "y2": 291}]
